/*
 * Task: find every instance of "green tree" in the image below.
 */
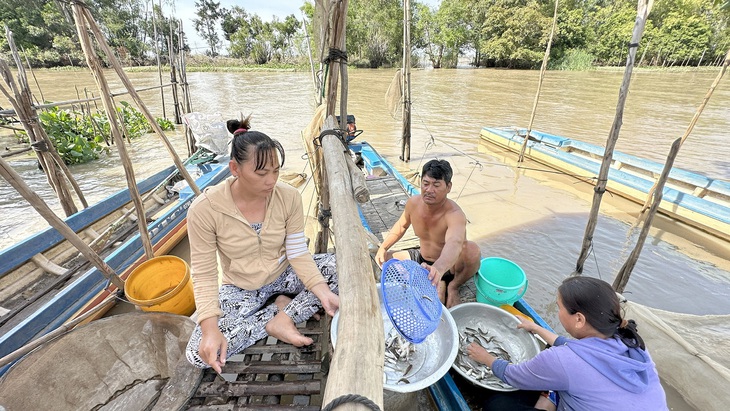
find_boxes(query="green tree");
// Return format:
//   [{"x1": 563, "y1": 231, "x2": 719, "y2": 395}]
[
  {"x1": 347, "y1": 0, "x2": 403, "y2": 67},
  {"x1": 193, "y1": 0, "x2": 222, "y2": 56}
]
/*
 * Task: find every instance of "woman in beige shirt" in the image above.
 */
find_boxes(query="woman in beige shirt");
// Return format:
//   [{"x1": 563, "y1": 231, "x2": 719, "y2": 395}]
[{"x1": 185, "y1": 117, "x2": 339, "y2": 373}]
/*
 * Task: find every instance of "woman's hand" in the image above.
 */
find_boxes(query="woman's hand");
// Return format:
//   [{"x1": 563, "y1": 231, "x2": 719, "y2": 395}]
[
  {"x1": 311, "y1": 283, "x2": 340, "y2": 317},
  {"x1": 516, "y1": 316, "x2": 541, "y2": 334},
  {"x1": 199, "y1": 317, "x2": 227, "y2": 373},
  {"x1": 467, "y1": 342, "x2": 496, "y2": 367}
]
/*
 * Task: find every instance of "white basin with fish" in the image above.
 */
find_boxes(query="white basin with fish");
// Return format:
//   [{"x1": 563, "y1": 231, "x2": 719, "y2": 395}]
[
  {"x1": 449, "y1": 302, "x2": 541, "y2": 391},
  {"x1": 330, "y1": 284, "x2": 459, "y2": 393}
]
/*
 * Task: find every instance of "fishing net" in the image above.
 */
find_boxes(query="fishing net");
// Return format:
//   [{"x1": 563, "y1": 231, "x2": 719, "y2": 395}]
[
  {"x1": 385, "y1": 69, "x2": 403, "y2": 120},
  {"x1": 381, "y1": 258, "x2": 442, "y2": 343},
  {"x1": 623, "y1": 301, "x2": 730, "y2": 410}
]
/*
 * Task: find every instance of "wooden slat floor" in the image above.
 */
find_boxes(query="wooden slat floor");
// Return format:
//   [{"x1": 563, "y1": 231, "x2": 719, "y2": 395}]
[
  {"x1": 360, "y1": 175, "x2": 419, "y2": 250},
  {"x1": 186, "y1": 316, "x2": 329, "y2": 410},
  {"x1": 185, "y1": 173, "x2": 423, "y2": 410}
]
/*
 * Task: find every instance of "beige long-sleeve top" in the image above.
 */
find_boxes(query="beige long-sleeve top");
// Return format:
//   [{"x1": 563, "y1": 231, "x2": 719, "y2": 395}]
[{"x1": 187, "y1": 177, "x2": 325, "y2": 324}]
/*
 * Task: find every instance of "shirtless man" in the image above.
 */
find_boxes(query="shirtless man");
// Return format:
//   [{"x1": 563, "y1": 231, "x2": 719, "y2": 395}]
[{"x1": 375, "y1": 159, "x2": 481, "y2": 308}]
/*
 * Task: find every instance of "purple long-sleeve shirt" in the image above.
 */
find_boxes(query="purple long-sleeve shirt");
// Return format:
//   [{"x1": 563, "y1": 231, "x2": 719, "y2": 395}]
[{"x1": 491, "y1": 336, "x2": 668, "y2": 410}]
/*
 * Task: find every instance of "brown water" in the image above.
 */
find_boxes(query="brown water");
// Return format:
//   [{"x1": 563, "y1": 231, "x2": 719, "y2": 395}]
[{"x1": 1, "y1": 69, "x2": 729, "y2": 323}]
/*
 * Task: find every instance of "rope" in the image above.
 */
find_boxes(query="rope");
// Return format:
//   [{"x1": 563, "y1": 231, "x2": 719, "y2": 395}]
[{"x1": 321, "y1": 394, "x2": 381, "y2": 411}]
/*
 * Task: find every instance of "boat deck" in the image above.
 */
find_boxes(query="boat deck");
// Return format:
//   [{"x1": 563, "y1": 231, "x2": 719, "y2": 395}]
[
  {"x1": 360, "y1": 174, "x2": 419, "y2": 250},
  {"x1": 186, "y1": 316, "x2": 329, "y2": 410}
]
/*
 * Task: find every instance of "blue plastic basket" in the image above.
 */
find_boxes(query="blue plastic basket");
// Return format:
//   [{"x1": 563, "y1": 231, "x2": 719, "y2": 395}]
[{"x1": 380, "y1": 259, "x2": 442, "y2": 343}]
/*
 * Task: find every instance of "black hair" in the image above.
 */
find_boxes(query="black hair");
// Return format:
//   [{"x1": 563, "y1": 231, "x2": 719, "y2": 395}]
[
  {"x1": 422, "y1": 159, "x2": 453, "y2": 184},
  {"x1": 226, "y1": 117, "x2": 285, "y2": 171},
  {"x1": 558, "y1": 276, "x2": 645, "y2": 350}
]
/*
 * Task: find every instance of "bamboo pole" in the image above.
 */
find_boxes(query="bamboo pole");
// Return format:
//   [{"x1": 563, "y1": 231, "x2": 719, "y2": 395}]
[
  {"x1": 400, "y1": 0, "x2": 412, "y2": 162},
  {"x1": 0, "y1": 155, "x2": 124, "y2": 289},
  {"x1": 72, "y1": 3, "x2": 155, "y2": 259},
  {"x1": 78, "y1": 5, "x2": 200, "y2": 196},
  {"x1": 518, "y1": 0, "x2": 559, "y2": 163},
  {"x1": 639, "y1": 48, "x2": 730, "y2": 213},
  {"x1": 302, "y1": 12, "x2": 319, "y2": 105},
  {"x1": 613, "y1": 139, "x2": 681, "y2": 293},
  {"x1": 1, "y1": 31, "x2": 87, "y2": 212},
  {"x1": 0, "y1": 84, "x2": 175, "y2": 117},
  {"x1": 575, "y1": 0, "x2": 653, "y2": 274},
  {"x1": 320, "y1": 117, "x2": 384, "y2": 411}
]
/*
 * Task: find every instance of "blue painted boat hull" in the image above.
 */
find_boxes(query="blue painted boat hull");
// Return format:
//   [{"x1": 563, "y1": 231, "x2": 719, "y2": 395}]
[
  {"x1": 480, "y1": 126, "x2": 730, "y2": 242},
  {"x1": 0, "y1": 162, "x2": 230, "y2": 374}
]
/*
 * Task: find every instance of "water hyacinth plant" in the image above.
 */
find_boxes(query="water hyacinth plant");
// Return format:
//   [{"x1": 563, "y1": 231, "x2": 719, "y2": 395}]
[{"x1": 29, "y1": 102, "x2": 174, "y2": 165}]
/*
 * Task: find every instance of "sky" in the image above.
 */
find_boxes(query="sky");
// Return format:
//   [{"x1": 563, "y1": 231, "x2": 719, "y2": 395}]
[{"x1": 172, "y1": 0, "x2": 440, "y2": 54}]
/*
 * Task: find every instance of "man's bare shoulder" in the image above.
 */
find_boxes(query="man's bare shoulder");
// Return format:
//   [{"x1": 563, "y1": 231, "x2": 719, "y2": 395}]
[{"x1": 445, "y1": 199, "x2": 467, "y2": 220}]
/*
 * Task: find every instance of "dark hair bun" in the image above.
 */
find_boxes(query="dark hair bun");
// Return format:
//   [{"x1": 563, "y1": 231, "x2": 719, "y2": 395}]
[{"x1": 226, "y1": 116, "x2": 252, "y2": 134}]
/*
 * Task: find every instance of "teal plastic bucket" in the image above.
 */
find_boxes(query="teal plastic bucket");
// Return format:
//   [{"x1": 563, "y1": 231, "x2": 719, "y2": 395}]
[{"x1": 475, "y1": 257, "x2": 528, "y2": 306}]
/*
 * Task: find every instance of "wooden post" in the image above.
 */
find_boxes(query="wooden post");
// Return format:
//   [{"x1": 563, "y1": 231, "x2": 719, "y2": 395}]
[
  {"x1": 168, "y1": 20, "x2": 182, "y2": 124},
  {"x1": 576, "y1": 0, "x2": 653, "y2": 273},
  {"x1": 177, "y1": 20, "x2": 196, "y2": 156},
  {"x1": 325, "y1": 0, "x2": 347, "y2": 118},
  {"x1": 78, "y1": 5, "x2": 201, "y2": 196},
  {"x1": 400, "y1": 0, "x2": 412, "y2": 162},
  {"x1": 151, "y1": 0, "x2": 167, "y2": 119},
  {"x1": 518, "y1": 0, "x2": 559, "y2": 163},
  {"x1": 639, "y1": 48, "x2": 730, "y2": 212},
  {"x1": 72, "y1": 3, "x2": 155, "y2": 259},
  {"x1": 320, "y1": 120, "x2": 384, "y2": 411},
  {"x1": 613, "y1": 139, "x2": 680, "y2": 293},
  {"x1": 0, "y1": 155, "x2": 124, "y2": 289}
]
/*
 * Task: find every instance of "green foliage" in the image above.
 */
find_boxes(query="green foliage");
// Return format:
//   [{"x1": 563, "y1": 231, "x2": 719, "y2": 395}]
[
  {"x1": 37, "y1": 107, "x2": 108, "y2": 165},
  {"x1": 194, "y1": 0, "x2": 223, "y2": 57},
  {"x1": 156, "y1": 117, "x2": 175, "y2": 131},
  {"x1": 29, "y1": 102, "x2": 168, "y2": 165},
  {"x1": 551, "y1": 49, "x2": 596, "y2": 70}
]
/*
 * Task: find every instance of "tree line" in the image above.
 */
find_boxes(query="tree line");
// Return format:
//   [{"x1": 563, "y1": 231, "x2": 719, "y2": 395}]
[
  {"x1": 1, "y1": 0, "x2": 728, "y2": 69},
  {"x1": 0, "y1": 0, "x2": 183, "y2": 68}
]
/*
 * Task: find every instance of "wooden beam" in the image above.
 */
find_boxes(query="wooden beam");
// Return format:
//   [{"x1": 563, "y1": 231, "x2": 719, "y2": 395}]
[{"x1": 320, "y1": 119, "x2": 384, "y2": 410}]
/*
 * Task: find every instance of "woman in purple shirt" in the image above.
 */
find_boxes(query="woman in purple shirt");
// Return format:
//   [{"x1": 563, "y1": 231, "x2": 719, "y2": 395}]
[{"x1": 467, "y1": 276, "x2": 668, "y2": 411}]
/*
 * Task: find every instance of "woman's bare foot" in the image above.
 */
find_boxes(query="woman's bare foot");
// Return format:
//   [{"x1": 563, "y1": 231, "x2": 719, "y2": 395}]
[
  {"x1": 265, "y1": 311, "x2": 313, "y2": 346},
  {"x1": 267, "y1": 295, "x2": 312, "y2": 346}
]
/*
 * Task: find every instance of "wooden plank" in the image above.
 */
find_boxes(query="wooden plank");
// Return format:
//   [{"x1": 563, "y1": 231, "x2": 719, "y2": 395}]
[
  {"x1": 222, "y1": 361, "x2": 322, "y2": 375},
  {"x1": 241, "y1": 344, "x2": 321, "y2": 355},
  {"x1": 196, "y1": 380, "x2": 320, "y2": 397}
]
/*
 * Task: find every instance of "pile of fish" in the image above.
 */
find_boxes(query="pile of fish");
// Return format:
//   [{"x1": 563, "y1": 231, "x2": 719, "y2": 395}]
[
  {"x1": 454, "y1": 326, "x2": 514, "y2": 390},
  {"x1": 384, "y1": 328, "x2": 416, "y2": 384}
]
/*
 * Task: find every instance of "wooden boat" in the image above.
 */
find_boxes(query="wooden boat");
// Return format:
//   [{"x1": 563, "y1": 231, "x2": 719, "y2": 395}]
[
  {"x1": 0, "y1": 155, "x2": 230, "y2": 374},
  {"x1": 348, "y1": 138, "x2": 554, "y2": 410},
  {"x1": 480, "y1": 126, "x2": 730, "y2": 242}
]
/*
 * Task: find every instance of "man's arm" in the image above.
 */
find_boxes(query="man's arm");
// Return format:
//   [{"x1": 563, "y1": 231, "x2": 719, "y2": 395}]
[
  {"x1": 427, "y1": 209, "x2": 466, "y2": 285},
  {"x1": 375, "y1": 200, "x2": 413, "y2": 266}
]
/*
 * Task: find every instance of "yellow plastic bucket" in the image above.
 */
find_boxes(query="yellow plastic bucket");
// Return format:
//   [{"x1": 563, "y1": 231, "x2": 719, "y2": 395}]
[{"x1": 124, "y1": 255, "x2": 195, "y2": 316}]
